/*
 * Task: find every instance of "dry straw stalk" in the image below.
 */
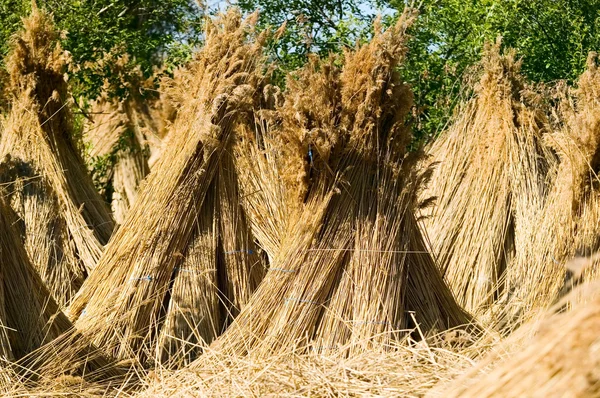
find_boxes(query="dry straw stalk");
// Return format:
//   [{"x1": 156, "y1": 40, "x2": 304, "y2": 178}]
[
  {"x1": 69, "y1": 10, "x2": 267, "y2": 365},
  {"x1": 210, "y1": 8, "x2": 470, "y2": 359},
  {"x1": 0, "y1": 6, "x2": 114, "y2": 306}
]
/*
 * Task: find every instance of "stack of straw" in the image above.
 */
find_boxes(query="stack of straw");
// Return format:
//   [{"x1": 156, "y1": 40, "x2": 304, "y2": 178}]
[
  {"x1": 69, "y1": 10, "x2": 266, "y2": 366},
  {"x1": 211, "y1": 10, "x2": 470, "y2": 358},
  {"x1": 424, "y1": 41, "x2": 555, "y2": 320},
  {"x1": 84, "y1": 65, "x2": 168, "y2": 224},
  {"x1": 0, "y1": 196, "x2": 71, "y2": 360},
  {"x1": 436, "y1": 280, "x2": 600, "y2": 398},
  {"x1": 499, "y1": 53, "x2": 600, "y2": 328},
  {"x1": 0, "y1": 6, "x2": 114, "y2": 306}
]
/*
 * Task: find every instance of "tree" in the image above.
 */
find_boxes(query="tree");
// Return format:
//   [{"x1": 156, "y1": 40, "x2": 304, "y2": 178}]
[
  {"x1": 0, "y1": 0, "x2": 204, "y2": 99},
  {"x1": 393, "y1": 0, "x2": 600, "y2": 139},
  {"x1": 238, "y1": 0, "x2": 600, "y2": 140},
  {"x1": 236, "y1": 0, "x2": 383, "y2": 71}
]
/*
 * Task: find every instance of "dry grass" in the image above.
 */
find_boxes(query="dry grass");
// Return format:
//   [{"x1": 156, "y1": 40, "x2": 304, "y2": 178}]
[
  {"x1": 0, "y1": 6, "x2": 114, "y2": 306},
  {"x1": 69, "y1": 9, "x2": 267, "y2": 365},
  {"x1": 424, "y1": 41, "x2": 556, "y2": 325},
  {"x1": 139, "y1": 333, "x2": 488, "y2": 398}
]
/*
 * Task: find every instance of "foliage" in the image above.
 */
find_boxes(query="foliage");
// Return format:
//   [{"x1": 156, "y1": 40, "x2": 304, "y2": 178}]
[
  {"x1": 392, "y1": 0, "x2": 600, "y2": 139},
  {"x1": 238, "y1": 0, "x2": 600, "y2": 140},
  {"x1": 236, "y1": 0, "x2": 382, "y2": 72},
  {"x1": 0, "y1": 0, "x2": 203, "y2": 99}
]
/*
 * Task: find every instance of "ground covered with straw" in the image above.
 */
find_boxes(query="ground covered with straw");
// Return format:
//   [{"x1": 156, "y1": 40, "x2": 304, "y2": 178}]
[{"x1": 0, "y1": 5, "x2": 600, "y2": 398}]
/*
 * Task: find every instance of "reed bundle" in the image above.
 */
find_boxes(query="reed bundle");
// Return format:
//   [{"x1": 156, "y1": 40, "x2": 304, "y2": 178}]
[
  {"x1": 436, "y1": 281, "x2": 600, "y2": 398},
  {"x1": 0, "y1": 7, "x2": 114, "y2": 306},
  {"x1": 550, "y1": 54, "x2": 600, "y2": 279},
  {"x1": 84, "y1": 65, "x2": 169, "y2": 223},
  {"x1": 0, "y1": 196, "x2": 71, "y2": 360},
  {"x1": 424, "y1": 41, "x2": 555, "y2": 319},
  {"x1": 69, "y1": 10, "x2": 266, "y2": 365},
  {"x1": 211, "y1": 10, "x2": 469, "y2": 359},
  {"x1": 0, "y1": 173, "x2": 115, "y2": 381},
  {"x1": 496, "y1": 54, "x2": 600, "y2": 328},
  {"x1": 85, "y1": 96, "x2": 150, "y2": 224}
]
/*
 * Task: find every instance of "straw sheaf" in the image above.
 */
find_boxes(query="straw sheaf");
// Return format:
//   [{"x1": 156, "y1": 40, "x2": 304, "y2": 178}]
[
  {"x1": 69, "y1": 10, "x2": 267, "y2": 365},
  {"x1": 425, "y1": 40, "x2": 554, "y2": 319},
  {"x1": 546, "y1": 56, "x2": 600, "y2": 215},
  {"x1": 528, "y1": 54, "x2": 600, "y2": 299},
  {"x1": 84, "y1": 95, "x2": 152, "y2": 224},
  {"x1": 211, "y1": 8, "x2": 469, "y2": 359},
  {"x1": 498, "y1": 55, "x2": 600, "y2": 329},
  {"x1": 83, "y1": 57, "x2": 168, "y2": 224},
  {"x1": 0, "y1": 197, "x2": 72, "y2": 360},
  {"x1": 435, "y1": 283, "x2": 600, "y2": 398},
  {"x1": 0, "y1": 7, "x2": 114, "y2": 306}
]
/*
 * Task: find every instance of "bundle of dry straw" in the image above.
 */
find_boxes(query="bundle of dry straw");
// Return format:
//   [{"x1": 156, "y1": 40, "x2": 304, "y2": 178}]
[
  {"x1": 69, "y1": 10, "x2": 266, "y2": 366},
  {"x1": 210, "y1": 9, "x2": 470, "y2": 359},
  {"x1": 84, "y1": 63, "x2": 169, "y2": 224},
  {"x1": 543, "y1": 53, "x2": 600, "y2": 281},
  {"x1": 424, "y1": 41, "x2": 555, "y2": 321},
  {"x1": 0, "y1": 7, "x2": 114, "y2": 306},
  {"x1": 0, "y1": 196, "x2": 71, "y2": 360},
  {"x1": 434, "y1": 278, "x2": 600, "y2": 398},
  {"x1": 496, "y1": 53, "x2": 600, "y2": 328}
]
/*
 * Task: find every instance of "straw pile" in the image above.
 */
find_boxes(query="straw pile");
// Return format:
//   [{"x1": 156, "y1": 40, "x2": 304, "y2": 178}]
[
  {"x1": 424, "y1": 41, "x2": 555, "y2": 320},
  {"x1": 547, "y1": 54, "x2": 600, "y2": 277},
  {"x1": 84, "y1": 64, "x2": 168, "y2": 224},
  {"x1": 434, "y1": 279, "x2": 600, "y2": 398},
  {"x1": 209, "y1": 10, "x2": 469, "y2": 359},
  {"x1": 495, "y1": 53, "x2": 600, "y2": 327},
  {"x1": 0, "y1": 196, "x2": 71, "y2": 360},
  {"x1": 85, "y1": 97, "x2": 149, "y2": 224},
  {"x1": 69, "y1": 10, "x2": 266, "y2": 365},
  {"x1": 0, "y1": 6, "x2": 114, "y2": 306},
  {"x1": 140, "y1": 331, "x2": 486, "y2": 398}
]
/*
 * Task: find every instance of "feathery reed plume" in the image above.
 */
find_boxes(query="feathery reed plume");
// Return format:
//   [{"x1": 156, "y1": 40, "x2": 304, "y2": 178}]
[
  {"x1": 69, "y1": 10, "x2": 266, "y2": 365},
  {"x1": 425, "y1": 40, "x2": 554, "y2": 319},
  {"x1": 0, "y1": 6, "x2": 114, "y2": 306},
  {"x1": 211, "y1": 9, "x2": 470, "y2": 358}
]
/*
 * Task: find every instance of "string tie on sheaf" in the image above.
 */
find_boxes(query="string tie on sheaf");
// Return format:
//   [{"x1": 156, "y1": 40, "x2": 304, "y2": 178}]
[
  {"x1": 351, "y1": 320, "x2": 391, "y2": 325},
  {"x1": 285, "y1": 297, "x2": 319, "y2": 305},
  {"x1": 269, "y1": 268, "x2": 296, "y2": 273},
  {"x1": 130, "y1": 275, "x2": 153, "y2": 282}
]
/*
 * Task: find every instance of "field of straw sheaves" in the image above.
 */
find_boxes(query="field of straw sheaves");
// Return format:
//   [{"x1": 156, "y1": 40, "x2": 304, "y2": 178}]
[{"x1": 2, "y1": 3, "x2": 600, "y2": 398}]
